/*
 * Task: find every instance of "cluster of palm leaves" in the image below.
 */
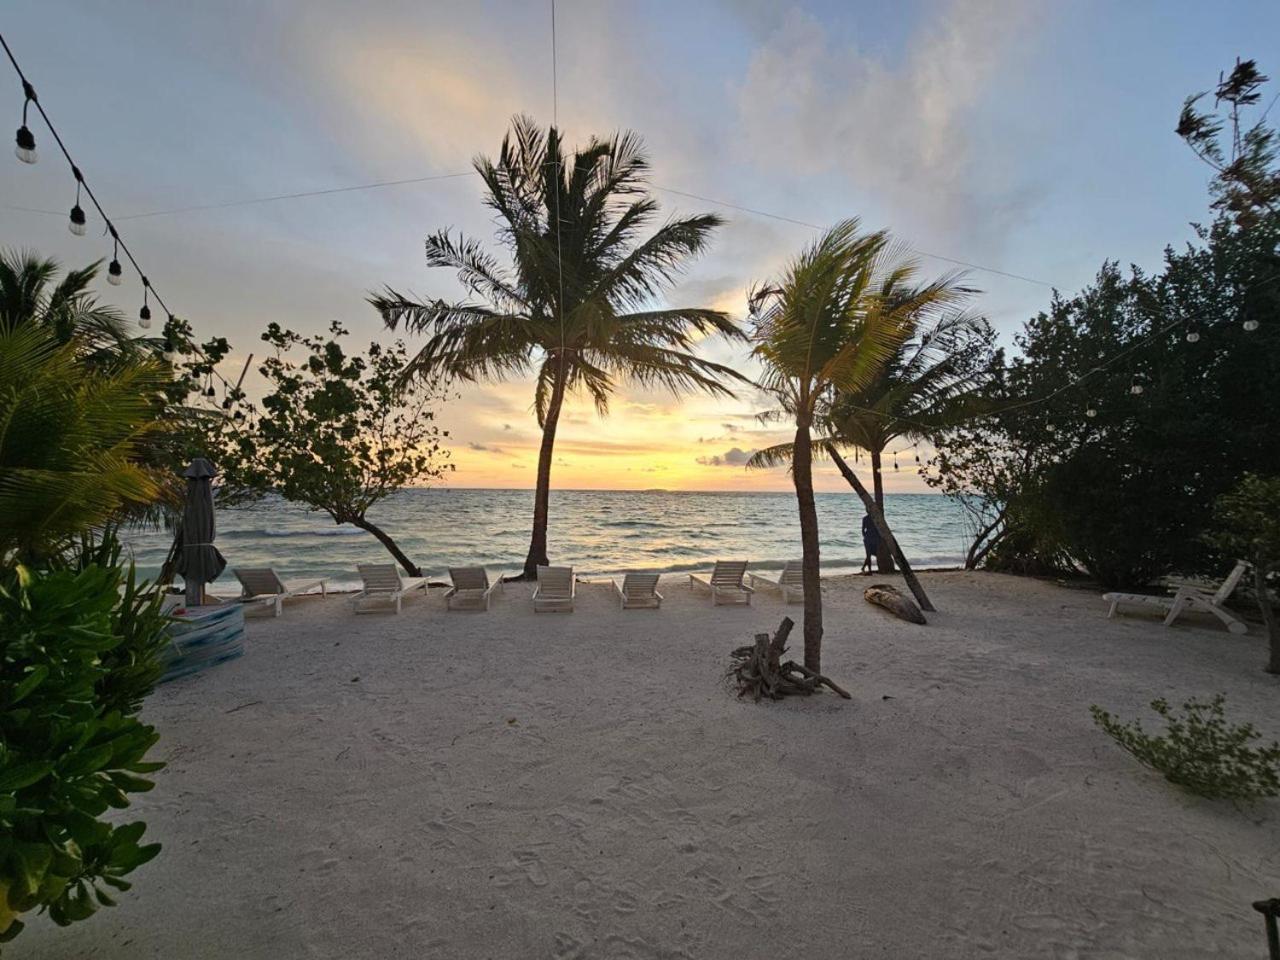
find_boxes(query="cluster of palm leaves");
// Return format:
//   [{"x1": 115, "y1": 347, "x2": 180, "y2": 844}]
[
  {"x1": 0, "y1": 251, "x2": 170, "y2": 562},
  {"x1": 372, "y1": 115, "x2": 747, "y2": 577},
  {"x1": 374, "y1": 120, "x2": 994, "y2": 664},
  {"x1": 746, "y1": 219, "x2": 989, "y2": 670}
]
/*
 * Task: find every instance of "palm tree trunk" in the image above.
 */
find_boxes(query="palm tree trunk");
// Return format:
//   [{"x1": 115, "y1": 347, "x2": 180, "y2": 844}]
[
  {"x1": 828, "y1": 446, "x2": 935, "y2": 613},
  {"x1": 351, "y1": 516, "x2": 422, "y2": 578},
  {"x1": 870, "y1": 447, "x2": 896, "y2": 573},
  {"x1": 522, "y1": 370, "x2": 567, "y2": 580},
  {"x1": 791, "y1": 416, "x2": 823, "y2": 673}
]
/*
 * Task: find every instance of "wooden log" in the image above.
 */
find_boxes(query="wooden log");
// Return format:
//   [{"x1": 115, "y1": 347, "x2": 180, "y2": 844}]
[
  {"x1": 864, "y1": 583, "x2": 927, "y2": 625},
  {"x1": 729, "y1": 617, "x2": 850, "y2": 701},
  {"x1": 783, "y1": 660, "x2": 852, "y2": 699}
]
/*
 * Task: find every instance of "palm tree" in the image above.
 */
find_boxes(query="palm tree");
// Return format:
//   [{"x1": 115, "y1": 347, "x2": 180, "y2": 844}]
[
  {"x1": 0, "y1": 324, "x2": 168, "y2": 563},
  {"x1": 0, "y1": 249, "x2": 139, "y2": 363},
  {"x1": 820, "y1": 306, "x2": 994, "y2": 571},
  {"x1": 371, "y1": 116, "x2": 746, "y2": 578},
  {"x1": 748, "y1": 220, "x2": 968, "y2": 671}
]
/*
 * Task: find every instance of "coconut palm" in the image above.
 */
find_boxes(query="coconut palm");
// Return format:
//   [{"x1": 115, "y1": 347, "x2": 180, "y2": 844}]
[
  {"x1": 748, "y1": 219, "x2": 969, "y2": 671},
  {"x1": 371, "y1": 116, "x2": 746, "y2": 578},
  {"x1": 756, "y1": 305, "x2": 994, "y2": 572},
  {"x1": 0, "y1": 324, "x2": 168, "y2": 562},
  {"x1": 0, "y1": 249, "x2": 139, "y2": 363}
]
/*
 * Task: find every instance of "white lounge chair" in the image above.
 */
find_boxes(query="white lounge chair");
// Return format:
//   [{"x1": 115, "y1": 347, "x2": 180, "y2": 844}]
[
  {"x1": 351, "y1": 563, "x2": 426, "y2": 614},
  {"x1": 749, "y1": 561, "x2": 804, "y2": 605},
  {"x1": 533, "y1": 565, "x2": 575, "y2": 612},
  {"x1": 233, "y1": 567, "x2": 328, "y2": 617},
  {"x1": 612, "y1": 572, "x2": 662, "y2": 609},
  {"x1": 1104, "y1": 560, "x2": 1249, "y2": 635},
  {"x1": 690, "y1": 561, "x2": 753, "y2": 605},
  {"x1": 446, "y1": 566, "x2": 505, "y2": 611}
]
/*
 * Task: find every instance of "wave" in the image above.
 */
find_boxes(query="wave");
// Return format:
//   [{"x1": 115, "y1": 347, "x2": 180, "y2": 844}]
[{"x1": 222, "y1": 527, "x2": 371, "y2": 540}]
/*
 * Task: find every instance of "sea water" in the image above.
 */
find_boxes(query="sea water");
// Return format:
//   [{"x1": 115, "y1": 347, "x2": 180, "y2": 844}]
[{"x1": 125, "y1": 489, "x2": 973, "y2": 589}]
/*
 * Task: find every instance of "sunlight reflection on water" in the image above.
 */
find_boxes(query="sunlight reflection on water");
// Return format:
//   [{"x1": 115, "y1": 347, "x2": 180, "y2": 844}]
[{"x1": 124, "y1": 489, "x2": 972, "y2": 588}]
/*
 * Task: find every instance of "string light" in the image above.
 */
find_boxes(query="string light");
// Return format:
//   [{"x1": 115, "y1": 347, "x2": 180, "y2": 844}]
[
  {"x1": 0, "y1": 31, "x2": 249, "y2": 409},
  {"x1": 139, "y1": 278, "x2": 151, "y2": 329},
  {"x1": 107, "y1": 233, "x2": 123, "y2": 285},
  {"x1": 1243, "y1": 317, "x2": 1259, "y2": 332},
  {"x1": 1086, "y1": 403, "x2": 1098, "y2": 418},
  {"x1": 1130, "y1": 374, "x2": 1146, "y2": 396},
  {"x1": 13, "y1": 79, "x2": 34, "y2": 163},
  {"x1": 68, "y1": 167, "x2": 86, "y2": 235},
  {"x1": 1185, "y1": 321, "x2": 1201, "y2": 343}
]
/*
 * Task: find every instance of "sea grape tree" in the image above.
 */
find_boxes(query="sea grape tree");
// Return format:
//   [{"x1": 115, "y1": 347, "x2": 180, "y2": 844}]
[{"x1": 217, "y1": 321, "x2": 453, "y2": 576}]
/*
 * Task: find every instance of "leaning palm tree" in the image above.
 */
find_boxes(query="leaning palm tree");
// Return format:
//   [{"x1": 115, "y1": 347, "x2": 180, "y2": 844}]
[
  {"x1": 818, "y1": 306, "x2": 994, "y2": 571},
  {"x1": 371, "y1": 116, "x2": 746, "y2": 578},
  {"x1": 748, "y1": 219, "x2": 968, "y2": 672},
  {"x1": 0, "y1": 249, "x2": 138, "y2": 363}
]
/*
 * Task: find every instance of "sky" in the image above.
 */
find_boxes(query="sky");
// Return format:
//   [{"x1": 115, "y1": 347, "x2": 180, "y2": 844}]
[{"x1": 2, "y1": 0, "x2": 1277, "y2": 492}]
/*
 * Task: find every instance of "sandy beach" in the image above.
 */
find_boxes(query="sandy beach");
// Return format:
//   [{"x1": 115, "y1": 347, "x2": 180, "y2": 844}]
[{"x1": 19, "y1": 571, "x2": 1280, "y2": 959}]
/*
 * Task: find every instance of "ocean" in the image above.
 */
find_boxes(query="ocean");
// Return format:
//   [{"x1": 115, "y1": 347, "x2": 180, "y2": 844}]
[{"x1": 124, "y1": 489, "x2": 973, "y2": 590}]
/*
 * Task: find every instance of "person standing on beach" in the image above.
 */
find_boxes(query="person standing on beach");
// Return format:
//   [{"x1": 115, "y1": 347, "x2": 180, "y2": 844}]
[{"x1": 861, "y1": 513, "x2": 880, "y2": 573}]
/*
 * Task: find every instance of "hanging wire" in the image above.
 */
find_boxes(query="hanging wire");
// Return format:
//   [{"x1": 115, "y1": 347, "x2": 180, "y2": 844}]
[
  {"x1": 1, "y1": 29, "x2": 240, "y2": 395},
  {"x1": 551, "y1": 0, "x2": 566, "y2": 366}
]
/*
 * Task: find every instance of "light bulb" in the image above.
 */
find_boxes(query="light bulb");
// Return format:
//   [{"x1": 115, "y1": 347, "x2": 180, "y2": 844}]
[
  {"x1": 139, "y1": 304, "x2": 152, "y2": 329},
  {"x1": 1086, "y1": 407, "x2": 1098, "y2": 418},
  {"x1": 1046, "y1": 423, "x2": 1056, "y2": 433},
  {"x1": 14, "y1": 124, "x2": 36, "y2": 164},
  {"x1": 1130, "y1": 383, "x2": 1144, "y2": 396},
  {"x1": 107, "y1": 259, "x2": 123, "y2": 286},
  {"x1": 1243, "y1": 318, "x2": 1259, "y2": 332},
  {"x1": 1185, "y1": 329, "x2": 1200, "y2": 343},
  {"x1": 68, "y1": 203, "x2": 87, "y2": 236}
]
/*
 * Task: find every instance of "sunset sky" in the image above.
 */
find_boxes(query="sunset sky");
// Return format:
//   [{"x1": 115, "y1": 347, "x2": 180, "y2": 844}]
[{"x1": 3, "y1": 1, "x2": 1275, "y2": 491}]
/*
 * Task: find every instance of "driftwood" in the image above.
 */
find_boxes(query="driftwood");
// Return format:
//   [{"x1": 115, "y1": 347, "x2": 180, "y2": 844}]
[
  {"x1": 864, "y1": 583, "x2": 927, "y2": 624},
  {"x1": 729, "y1": 617, "x2": 852, "y2": 701}
]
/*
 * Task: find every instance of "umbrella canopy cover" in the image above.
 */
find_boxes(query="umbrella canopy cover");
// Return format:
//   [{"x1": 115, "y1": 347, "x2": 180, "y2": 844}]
[{"x1": 174, "y1": 458, "x2": 227, "y2": 603}]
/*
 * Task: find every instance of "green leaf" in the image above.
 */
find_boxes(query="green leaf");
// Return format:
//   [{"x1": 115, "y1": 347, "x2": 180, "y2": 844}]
[
  {"x1": 0, "y1": 762, "x2": 53, "y2": 793},
  {"x1": 9, "y1": 665, "x2": 49, "y2": 705}
]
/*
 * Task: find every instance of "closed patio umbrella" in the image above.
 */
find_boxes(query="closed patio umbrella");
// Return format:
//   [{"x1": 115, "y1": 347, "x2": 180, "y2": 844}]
[{"x1": 174, "y1": 458, "x2": 227, "y2": 605}]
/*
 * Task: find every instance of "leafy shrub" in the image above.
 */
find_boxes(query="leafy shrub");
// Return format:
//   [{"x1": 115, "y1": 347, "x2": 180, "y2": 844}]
[
  {"x1": 62, "y1": 530, "x2": 172, "y2": 713},
  {"x1": 0, "y1": 563, "x2": 165, "y2": 945},
  {"x1": 1205, "y1": 473, "x2": 1280, "y2": 674},
  {"x1": 1091, "y1": 694, "x2": 1280, "y2": 800}
]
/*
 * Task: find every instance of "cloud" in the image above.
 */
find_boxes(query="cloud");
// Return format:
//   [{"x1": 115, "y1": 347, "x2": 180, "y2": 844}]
[
  {"x1": 467, "y1": 441, "x2": 504, "y2": 454},
  {"x1": 697, "y1": 446, "x2": 756, "y2": 467},
  {"x1": 733, "y1": 1, "x2": 1043, "y2": 237}
]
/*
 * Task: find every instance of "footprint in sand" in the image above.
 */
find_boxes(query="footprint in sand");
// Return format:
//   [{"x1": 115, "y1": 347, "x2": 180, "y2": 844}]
[{"x1": 513, "y1": 849, "x2": 549, "y2": 886}]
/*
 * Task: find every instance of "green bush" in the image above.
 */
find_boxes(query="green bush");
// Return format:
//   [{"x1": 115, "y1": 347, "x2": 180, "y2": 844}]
[
  {"x1": 1091, "y1": 694, "x2": 1280, "y2": 800},
  {"x1": 0, "y1": 562, "x2": 165, "y2": 944},
  {"x1": 62, "y1": 530, "x2": 172, "y2": 714}
]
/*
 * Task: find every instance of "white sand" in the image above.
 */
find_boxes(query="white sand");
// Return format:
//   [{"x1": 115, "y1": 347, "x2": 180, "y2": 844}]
[{"x1": 21, "y1": 571, "x2": 1280, "y2": 958}]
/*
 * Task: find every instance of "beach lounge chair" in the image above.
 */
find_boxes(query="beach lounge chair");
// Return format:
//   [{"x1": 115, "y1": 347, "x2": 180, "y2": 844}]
[
  {"x1": 612, "y1": 572, "x2": 663, "y2": 610},
  {"x1": 350, "y1": 563, "x2": 426, "y2": 614},
  {"x1": 445, "y1": 566, "x2": 505, "y2": 611},
  {"x1": 1103, "y1": 560, "x2": 1249, "y2": 635},
  {"x1": 533, "y1": 565, "x2": 575, "y2": 612},
  {"x1": 748, "y1": 561, "x2": 804, "y2": 604},
  {"x1": 233, "y1": 567, "x2": 328, "y2": 617},
  {"x1": 690, "y1": 561, "x2": 753, "y2": 605}
]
